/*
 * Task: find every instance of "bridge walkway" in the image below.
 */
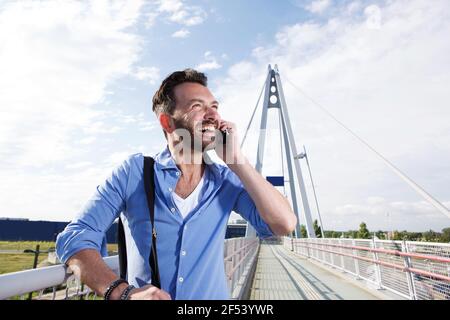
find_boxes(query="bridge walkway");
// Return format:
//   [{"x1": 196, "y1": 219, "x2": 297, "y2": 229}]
[{"x1": 249, "y1": 244, "x2": 382, "y2": 300}]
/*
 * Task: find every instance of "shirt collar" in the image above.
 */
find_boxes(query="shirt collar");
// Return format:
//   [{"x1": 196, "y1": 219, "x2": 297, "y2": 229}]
[
  {"x1": 154, "y1": 145, "x2": 178, "y2": 171},
  {"x1": 154, "y1": 145, "x2": 226, "y2": 177}
]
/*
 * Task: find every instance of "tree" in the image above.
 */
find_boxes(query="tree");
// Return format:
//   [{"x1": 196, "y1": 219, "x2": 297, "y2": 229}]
[
  {"x1": 313, "y1": 219, "x2": 322, "y2": 238},
  {"x1": 300, "y1": 225, "x2": 307, "y2": 238},
  {"x1": 375, "y1": 230, "x2": 386, "y2": 240},
  {"x1": 422, "y1": 229, "x2": 439, "y2": 242},
  {"x1": 324, "y1": 230, "x2": 340, "y2": 238},
  {"x1": 441, "y1": 228, "x2": 450, "y2": 243},
  {"x1": 392, "y1": 230, "x2": 402, "y2": 240},
  {"x1": 347, "y1": 230, "x2": 358, "y2": 238},
  {"x1": 358, "y1": 222, "x2": 370, "y2": 239}
]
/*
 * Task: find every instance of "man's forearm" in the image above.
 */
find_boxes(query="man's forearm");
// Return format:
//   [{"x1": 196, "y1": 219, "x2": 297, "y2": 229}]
[
  {"x1": 66, "y1": 249, "x2": 127, "y2": 300},
  {"x1": 229, "y1": 156, "x2": 297, "y2": 235}
]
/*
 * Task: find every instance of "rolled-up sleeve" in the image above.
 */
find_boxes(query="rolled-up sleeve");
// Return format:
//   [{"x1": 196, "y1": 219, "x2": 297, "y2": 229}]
[
  {"x1": 232, "y1": 181, "x2": 274, "y2": 239},
  {"x1": 56, "y1": 156, "x2": 132, "y2": 264}
]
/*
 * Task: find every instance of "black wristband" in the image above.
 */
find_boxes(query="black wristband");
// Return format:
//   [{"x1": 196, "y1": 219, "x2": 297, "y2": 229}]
[
  {"x1": 120, "y1": 285, "x2": 135, "y2": 300},
  {"x1": 104, "y1": 278, "x2": 128, "y2": 300}
]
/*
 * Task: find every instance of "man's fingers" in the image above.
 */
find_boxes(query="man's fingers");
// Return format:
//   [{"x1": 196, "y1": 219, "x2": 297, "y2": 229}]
[
  {"x1": 218, "y1": 120, "x2": 230, "y2": 130},
  {"x1": 161, "y1": 292, "x2": 172, "y2": 300},
  {"x1": 156, "y1": 289, "x2": 172, "y2": 300}
]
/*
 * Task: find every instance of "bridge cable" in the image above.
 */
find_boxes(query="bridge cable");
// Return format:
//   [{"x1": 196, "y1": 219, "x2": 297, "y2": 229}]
[
  {"x1": 240, "y1": 79, "x2": 266, "y2": 149},
  {"x1": 278, "y1": 110, "x2": 287, "y2": 196},
  {"x1": 283, "y1": 76, "x2": 450, "y2": 219}
]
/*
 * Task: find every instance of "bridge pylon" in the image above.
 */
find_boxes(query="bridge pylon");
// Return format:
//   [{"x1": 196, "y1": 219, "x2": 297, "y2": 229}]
[{"x1": 245, "y1": 64, "x2": 316, "y2": 238}]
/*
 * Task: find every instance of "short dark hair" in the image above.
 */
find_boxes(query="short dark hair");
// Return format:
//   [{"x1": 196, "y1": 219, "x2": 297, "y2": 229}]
[{"x1": 152, "y1": 68, "x2": 207, "y2": 116}]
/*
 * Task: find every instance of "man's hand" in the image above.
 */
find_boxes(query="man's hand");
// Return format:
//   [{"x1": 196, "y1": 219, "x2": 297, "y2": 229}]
[
  {"x1": 128, "y1": 284, "x2": 172, "y2": 300},
  {"x1": 215, "y1": 120, "x2": 245, "y2": 165},
  {"x1": 217, "y1": 120, "x2": 297, "y2": 236}
]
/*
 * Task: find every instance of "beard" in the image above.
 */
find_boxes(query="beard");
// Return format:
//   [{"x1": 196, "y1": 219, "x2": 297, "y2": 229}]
[{"x1": 172, "y1": 116, "x2": 217, "y2": 152}]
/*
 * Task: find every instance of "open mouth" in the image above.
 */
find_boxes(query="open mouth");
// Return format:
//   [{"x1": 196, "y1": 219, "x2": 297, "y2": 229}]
[
  {"x1": 200, "y1": 125, "x2": 215, "y2": 133},
  {"x1": 197, "y1": 122, "x2": 217, "y2": 134}
]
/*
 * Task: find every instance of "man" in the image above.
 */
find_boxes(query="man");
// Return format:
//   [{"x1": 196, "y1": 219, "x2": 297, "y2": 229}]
[{"x1": 56, "y1": 69, "x2": 297, "y2": 300}]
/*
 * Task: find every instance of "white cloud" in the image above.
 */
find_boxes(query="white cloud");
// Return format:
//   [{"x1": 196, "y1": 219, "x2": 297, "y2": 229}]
[
  {"x1": 134, "y1": 66, "x2": 160, "y2": 84},
  {"x1": 156, "y1": 0, "x2": 206, "y2": 26},
  {"x1": 346, "y1": 1, "x2": 362, "y2": 15},
  {"x1": 195, "y1": 51, "x2": 222, "y2": 71},
  {"x1": 0, "y1": 1, "x2": 143, "y2": 169},
  {"x1": 214, "y1": 0, "x2": 450, "y2": 231},
  {"x1": 0, "y1": 1, "x2": 145, "y2": 220},
  {"x1": 306, "y1": 0, "x2": 331, "y2": 14},
  {"x1": 145, "y1": 11, "x2": 159, "y2": 28},
  {"x1": 196, "y1": 61, "x2": 222, "y2": 71},
  {"x1": 172, "y1": 28, "x2": 191, "y2": 38},
  {"x1": 331, "y1": 199, "x2": 450, "y2": 231},
  {"x1": 66, "y1": 161, "x2": 93, "y2": 170},
  {"x1": 110, "y1": 111, "x2": 158, "y2": 132},
  {"x1": 78, "y1": 137, "x2": 96, "y2": 145},
  {"x1": 364, "y1": 5, "x2": 382, "y2": 30},
  {"x1": 83, "y1": 121, "x2": 122, "y2": 134},
  {"x1": 158, "y1": 0, "x2": 183, "y2": 12}
]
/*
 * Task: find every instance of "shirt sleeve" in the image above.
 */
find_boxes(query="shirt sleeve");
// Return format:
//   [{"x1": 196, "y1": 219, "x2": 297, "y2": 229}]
[
  {"x1": 231, "y1": 173, "x2": 275, "y2": 239},
  {"x1": 55, "y1": 155, "x2": 134, "y2": 264}
]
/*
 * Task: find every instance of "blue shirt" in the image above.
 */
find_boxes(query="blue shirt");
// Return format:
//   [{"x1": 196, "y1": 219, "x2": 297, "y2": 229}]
[{"x1": 56, "y1": 146, "x2": 274, "y2": 299}]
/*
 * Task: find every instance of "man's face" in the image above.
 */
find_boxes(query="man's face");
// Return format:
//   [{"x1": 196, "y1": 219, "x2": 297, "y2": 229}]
[{"x1": 170, "y1": 82, "x2": 221, "y2": 150}]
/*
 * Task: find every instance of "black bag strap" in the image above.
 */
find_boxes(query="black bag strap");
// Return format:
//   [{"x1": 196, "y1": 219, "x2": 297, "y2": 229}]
[
  {"x1": 143, "y1": 156, "x2": 161, "y2": 288},
  {"x1": 118, "y1": 218, "x2": 127, "y2": 279},
  {"x1": 117, "y1": 156, "x2": 161, "y2": 288}
]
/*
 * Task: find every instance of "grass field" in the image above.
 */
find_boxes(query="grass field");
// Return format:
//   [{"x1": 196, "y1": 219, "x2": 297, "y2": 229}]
[
  {"x1": 0, "y1": 241, "x2": 55, "y2": 252},
  {"x1": 0, "y1": 241, "x2": 118, "y2": 275}
]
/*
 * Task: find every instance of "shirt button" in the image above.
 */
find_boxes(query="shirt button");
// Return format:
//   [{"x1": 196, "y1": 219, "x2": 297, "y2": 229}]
[
  {"x1": 171, "y1": 207, "x2": 176, "y2": 213},
  {"x1": 168, "y1": 187, "x2": 172, "y2": 192},
  {"x1": 181, "y1": 250, "x2": 186, "y2": 256},
  {"x1": 176, "y1": 172, "x2": 180, "y2": 176},
  {"x1": 179, "y1": 277, "x2": 184, "y2": 283}
]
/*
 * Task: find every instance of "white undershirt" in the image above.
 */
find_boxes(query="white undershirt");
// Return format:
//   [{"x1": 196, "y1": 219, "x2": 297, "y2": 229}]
[{"x1": 172, "y1": 171, "x2": 206, "y2": 219}]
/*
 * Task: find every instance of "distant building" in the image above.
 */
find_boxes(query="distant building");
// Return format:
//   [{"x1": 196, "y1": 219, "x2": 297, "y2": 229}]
[
  {"x1": 0, "y1": 218, "x2": 247, "y2": 242},
  {"x1": 0, "y1": 219, "x2": 117, "y2": 243}
]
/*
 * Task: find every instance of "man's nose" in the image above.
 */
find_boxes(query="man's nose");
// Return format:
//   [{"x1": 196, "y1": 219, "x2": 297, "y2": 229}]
[{"x1": 204, "y1": 106, "x2": 220, "y2": 122}]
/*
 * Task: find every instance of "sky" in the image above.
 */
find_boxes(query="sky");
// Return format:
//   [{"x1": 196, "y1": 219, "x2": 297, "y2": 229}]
[{"x1": 0, "y1": 0, "x2": 449, "y2": 232}]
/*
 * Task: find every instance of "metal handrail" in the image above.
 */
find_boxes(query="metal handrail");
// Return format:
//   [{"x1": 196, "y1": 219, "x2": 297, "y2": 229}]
[
  {"x1": 223, "y1": 238, "x2": 259, "y2": 261},
  {"x1": 226, "y1": 240, "x2": 259, "y2": 278},
  {"x1": 0, "y1": 237, "x2": 259, "y2": 300},
  {"x1": 293, "y1": 243, "x2": 450, "y2": 282},
  {"x1": 287, "y1": 237, "x2": 450, "y2": 300},
  {"x1": 303, "y1": 241, "x2": 450, "y2": 264},
  {"x1": 0, "y1": 256, "x2": 118, "y2": 300}
]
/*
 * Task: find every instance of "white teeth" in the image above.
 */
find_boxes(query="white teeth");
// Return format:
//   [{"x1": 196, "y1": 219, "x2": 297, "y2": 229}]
[{"x1": 201, "y1": 125, "x2": 215, "y2": 133}]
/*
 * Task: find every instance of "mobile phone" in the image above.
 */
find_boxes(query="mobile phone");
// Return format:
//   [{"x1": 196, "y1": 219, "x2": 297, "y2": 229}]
[{"x1": 221, "y1": 129, "x2": 229, "y2": 145}]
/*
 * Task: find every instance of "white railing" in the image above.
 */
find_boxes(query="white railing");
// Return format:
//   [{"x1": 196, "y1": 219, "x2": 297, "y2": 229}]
[
  {"x1": 284, "y1": 237, "x2": 450, "y2": 300},
  {"x1": 224, "y1": 237, "x2": 260, "y2": 299},
  {"x1": 0, "y1": 237, "x2": 259, "y2": 300},
  {"x1": 0, "y1": 256, "x2": 118, "y2": 300}
]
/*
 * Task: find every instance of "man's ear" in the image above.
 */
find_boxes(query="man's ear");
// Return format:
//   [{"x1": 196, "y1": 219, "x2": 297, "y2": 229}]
[{"x1": 159, "y1": 113, "x2": 175, "y2": 134}]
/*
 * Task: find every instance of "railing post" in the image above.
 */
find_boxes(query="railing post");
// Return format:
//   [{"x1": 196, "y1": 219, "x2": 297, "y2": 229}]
[
  {"x1": 339, "y1": 239, "x2": 345, "y2": 271},
  {"x1": 352, "y1": 239, "x2": 360, "y2": 279},
  {"x1": 321, "y1": 239, "x2": 325, "y2": 263},
  {"x1": 225, "y1": 240, "x2": 233, "y2": 293},
  {"x1": 28, "y1": 244, "x2": 40, "y2": 300},
  {"x1": 305, "y1": 239, "x2": 310, "y2": 258},
  {"x1": 402, "y1": 241, "x2": 418, "y2": 300},
  {"x1": 371, "y1": 239, "x2": 383, "y2": 289},
  {"x1": 329, "y1": 239, "x2": 335, "y2": 267}
]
